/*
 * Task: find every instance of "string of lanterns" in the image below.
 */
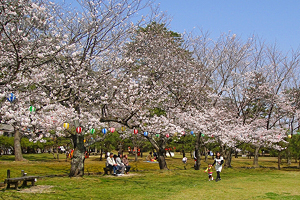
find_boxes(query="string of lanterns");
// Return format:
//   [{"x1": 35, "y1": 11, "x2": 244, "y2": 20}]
[{"x1": 61, "y1": 122, "x2": 211, "y2": 139}]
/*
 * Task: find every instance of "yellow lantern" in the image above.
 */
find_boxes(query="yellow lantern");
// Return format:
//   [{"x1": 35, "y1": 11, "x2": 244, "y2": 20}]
[
  {"x1": 63, "y1": 123, "x2": 69, "y2": 129},
  {"x1": 121, "y1": 127, "x2": 126, "y2": 131}
]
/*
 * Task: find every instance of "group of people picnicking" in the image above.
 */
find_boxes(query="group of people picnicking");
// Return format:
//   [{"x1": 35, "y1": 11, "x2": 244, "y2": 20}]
[
  {"x1": 146, "y1": 151, "x2": 158, "y2": 162},
  {"x1": 106, "y1": 153, "x2": 131, "y2": 175}
]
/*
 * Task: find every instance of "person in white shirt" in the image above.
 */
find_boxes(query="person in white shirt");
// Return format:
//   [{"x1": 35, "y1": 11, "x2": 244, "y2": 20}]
[
  {"x1": 212, "y1": 152, "x2": 224, "y2": 182},
  {"x1": 106, "y1": 153, "x2": 118, "y2": 175}
]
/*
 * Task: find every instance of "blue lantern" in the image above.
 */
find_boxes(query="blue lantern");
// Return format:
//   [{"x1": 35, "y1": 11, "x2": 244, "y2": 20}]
[
  {"x1": 7, "y1": 93, "x2": 16, "y2": 102},
  {"x1": 102, "y1": 128, "x2": 107, "y2": 134},
  {"x1": 144, "y1": 132, "x2": 148, "y2": 136},
  {"x1": 190, "y1": 131, "x2": 194, "y2": 135}
]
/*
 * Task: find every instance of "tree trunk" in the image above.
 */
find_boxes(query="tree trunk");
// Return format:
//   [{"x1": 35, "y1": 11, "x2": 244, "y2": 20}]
[
  {"x1": 277, "y1": 151, "x2": 281, "y2": 170},
  {"x1": 146, "y1": 136, "x2": 168, "y2": 170},
  {"x1": 56, "y1": 146, "x2": 59, "y2": 160},
  {"x1": 182, "y1": 150, "x2": 186, "y2": 158},
  {"x1": 70, "y1": 134, "x2": 85, "y2": 177},
  {"x1": 194, "y1": 133, "x2": 201, "y2": 170},
  {"x1": 204, "y1": 147, "x2": 208, "y2": 162},
  {"x1": 99, "y1": 148, "x2": 103, "y2": 161},
  {"x1": 234, "y1": 150, "x2": 238, "y2": 158},
  {"x1": 157, "y1": 147, "x2": 168, "y2": 170},
  {"x1": 134, "y1": 150, "x2": 138, "y2": 162},
  {"x1": 253, "y1": 146, "x2": 260, "y2": 167},
  {"x1": 287, "y1": 151, "x2": 291, "y2": 166},
  {"x1": 224, "y1": 149, "x2": 232, "y2": 168},
  {"x1": 168, "y1": 150, "x2": 172, "y2": 158},
  {"x1": 14, "y1": 129, "x2": 24, "y2": 161}
]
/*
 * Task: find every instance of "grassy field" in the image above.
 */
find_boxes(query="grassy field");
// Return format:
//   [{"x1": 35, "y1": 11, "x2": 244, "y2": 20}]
[{"x1": 1, "y1": 153, "x2": 300, "y2": 200}]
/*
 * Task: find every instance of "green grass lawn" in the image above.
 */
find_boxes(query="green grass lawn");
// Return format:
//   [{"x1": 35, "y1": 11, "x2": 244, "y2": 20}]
[{"x1": 1, "y1": 153, "x2": 300, "y2": 200}]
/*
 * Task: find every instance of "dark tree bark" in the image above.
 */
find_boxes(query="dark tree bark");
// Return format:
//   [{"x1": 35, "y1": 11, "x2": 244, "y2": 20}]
[
  {"x1": 204, "y1": 147, "x2": 208, "y2": 162},
  {"x1": 194, "y1": 133, "x2": 202, "y2": 170},
  {"x1": 277, "y1": 151, "x2": 281, "y2": 170},
  {"x1": 99, "y1": 148, "x2": 103, "y2": 161},
  {"x1": 224, "y1": 148, "x2": 232, "y2": 168},
  {"x1": 70, "y1": 134, "x2": 85, "y2": 177},
  {"x1": 147, "y1": 136, "x2": 168, "y2": 170},
  {"x1": 253, "y1": 146, "x2": 260, "y2": 167},
  {"x1": 14, "y1": 129, "x2": 24, "y2": 161}
]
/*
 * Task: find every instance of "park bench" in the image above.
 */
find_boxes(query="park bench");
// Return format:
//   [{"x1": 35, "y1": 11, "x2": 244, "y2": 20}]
[
  {"x1": 103, "y1": 166, "x2": 122, "y2": 175},
  {"x1": 4, "y1": 170, "x2": 39, "y2": 189},
  {"x1": 103, "y1": 167, "x2": 113, "y2": 175}
]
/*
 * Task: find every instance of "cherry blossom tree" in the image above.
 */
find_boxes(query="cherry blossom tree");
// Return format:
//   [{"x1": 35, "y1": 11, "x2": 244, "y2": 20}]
[
  {"x1": 0, "y1": 0, "x2": 62, "y2": 161},
  {"x1": 36, "y1": 0, "x2": 152, "y2": 176}
]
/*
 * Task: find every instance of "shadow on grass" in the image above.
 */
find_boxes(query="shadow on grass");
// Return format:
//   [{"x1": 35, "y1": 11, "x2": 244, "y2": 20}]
[
  {"x1": 262, "y1": 192, "x2": 300, "y2": 200},
  {"x1": 0, "y1": 154, "x2": 60, "y2": 162}
]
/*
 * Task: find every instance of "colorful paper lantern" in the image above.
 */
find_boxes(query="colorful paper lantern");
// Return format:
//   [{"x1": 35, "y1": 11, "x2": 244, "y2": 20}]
[
  {"x1": 76, "y1": 127, "x2": 82, "y2": 134},
  {"x1": 134, "y1": 129, "x2": 138, "y2": 134},
  {"x1": 63, "y1": 123, "x2": 69, "y2": 129},
  {"x1": 7, "y1": 93, "x2": 16, "y2": 102},
  {"x1": 182, "y1": 131, "x2": 185, "y2": 136},
  {"x1": 190, "y1": 131, "x2": 194, "y2": 135},
  {"x1": 29, "y1": 106, "x2": 36, "y2": 112},
  {"x1": 121, "y1": 127, "x2": 126, "y2": 131},
  {"x1": 144, "y1": 132, "x2": 148, "y2": 136},
  {"x1": 102, "y1": 128, "x2": 107, "y2": 134},
  {"x1": 166, "y1": 134, "x2": 170, "y2": 138},
  {"x1": 109, "y1": 127, "x2": 115, "y2": 133},
  {"x1": 288, "y1": 134, "x2": 292, "y2": 138},
  {"x1": 84, "y1": 139, "x2": 86, "y2": 143},
  {"x1": 90, "y1": 128, "x2": 95, "y2": 134},
  {"x1": 201, "y1": 133, "x2": 205, "y2": 137},
  {"x1": 155, "y1": 134, "x2": 160, "y2": 137}
]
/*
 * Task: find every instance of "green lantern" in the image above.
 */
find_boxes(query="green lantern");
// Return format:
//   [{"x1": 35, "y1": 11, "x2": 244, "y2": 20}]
[
  {"x1": 29, "y1": 106, "x2": 36, "y2": 112},
  {"x1": 201, "y1": 133, "x2": 205, "y2": 137},
  {"x1": 90, "y1": 128, "x2": 95, "y2": 134},
  {"x1": 155, "y1": 134, "x2": 160, "y2": 138}
]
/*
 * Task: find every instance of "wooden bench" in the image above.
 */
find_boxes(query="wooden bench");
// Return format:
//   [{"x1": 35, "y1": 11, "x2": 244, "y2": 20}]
[
  {"x1": 5, "y1": 176, "x2": 38, "y2": 189},
  {"x1": 103, "y1": 167, "x2": 113, "y2": 175},
  {"x1": 5, "y1": 170, "x2": 38, "y2": 189},
  {"x1": 103, "y1": 167, "x2": 123, "y2": 175}
]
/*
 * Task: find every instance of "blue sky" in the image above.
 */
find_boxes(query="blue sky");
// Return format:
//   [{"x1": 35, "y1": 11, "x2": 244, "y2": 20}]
[
  {"x1": 156, "y1": 0, "x2": 300, "y2": 54},
  {"x1": 56, "y1": 0, "x2": 300, "y2": 54}
]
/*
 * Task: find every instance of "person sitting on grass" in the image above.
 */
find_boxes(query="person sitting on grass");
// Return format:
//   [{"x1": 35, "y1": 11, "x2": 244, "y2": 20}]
[
  {"x1": 212, "y1": 152, "x2": 224, "y2": 182},
  {"x1": 146, "y1": 152, "x2": 152, "y2": 161},
  {"x1": 106, "y1": 153, "x2": 118, "y2": 175},
  {"x1": 122, "y1": 154, "x2": 131, "y2": 174},
  {"x1": 204, "y1": 164, "x2": 214, "y2": 181}
]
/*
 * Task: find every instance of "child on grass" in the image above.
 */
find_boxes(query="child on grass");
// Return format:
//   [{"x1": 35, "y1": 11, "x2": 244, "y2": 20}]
[{"x1": 204, "y1": 164, "x2": 214, "y2": 181}]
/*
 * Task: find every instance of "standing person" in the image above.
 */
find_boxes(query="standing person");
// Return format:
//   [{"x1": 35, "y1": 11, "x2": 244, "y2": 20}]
[
  {"x1": 107, "y1": 153, "x2": 118, "y2": 175},
  {"x1": 66, "y1": 150, "x2": 69, "y2": 160},
  {"x1": 212, "y1": 152, "x2": 224, "y2": 182},
  {"x1": 122, "y1": 154, "x2": 131, "y2": 174}
]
